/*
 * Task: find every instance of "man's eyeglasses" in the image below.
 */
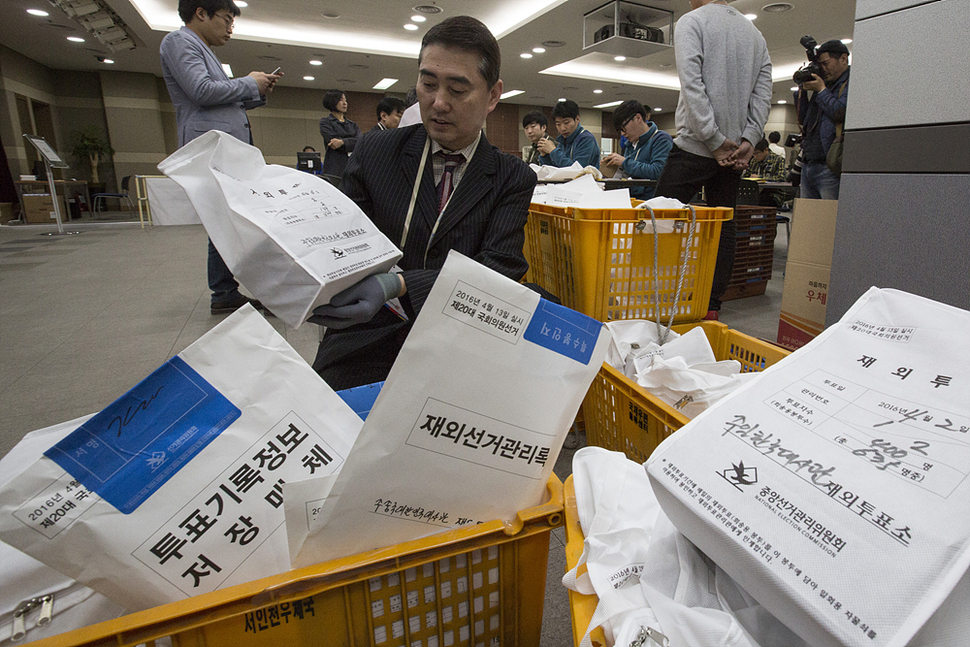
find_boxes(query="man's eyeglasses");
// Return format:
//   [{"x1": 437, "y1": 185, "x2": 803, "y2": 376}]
[
  {"x1": 214, "y1": 12, "x2": 234, "y2": 28},
  {"x1": 618, "y1": 118, "x2": 634, "y2": 136}
]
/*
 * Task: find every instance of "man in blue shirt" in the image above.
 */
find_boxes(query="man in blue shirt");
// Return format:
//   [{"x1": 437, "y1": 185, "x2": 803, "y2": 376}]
[
  {"x1": 601, "y1": 100, "x2": 672, "y2": 199},
  {"x1": 537, "y1": 99, "x2": 600, "y2": 168}
]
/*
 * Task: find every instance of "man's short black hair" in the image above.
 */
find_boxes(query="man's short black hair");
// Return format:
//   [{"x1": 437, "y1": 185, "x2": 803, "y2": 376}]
[
  {"x1": 553, "y1": 100, "x2": 580, "y2": 120},
  {"x1": 522, "y1": 111, "x2": 547, "y2": 129},
  {"x1": 768, "y1": 131, "x2": 781, "y2": 144},
  {"x1": 178, "y1": 0, "x2": 239, "y2": 24},
  {"x1": 376, "y1": 96, "x2": 407, "y2": 119},
  {"x1": 420, "y1": 16, "x2": 501, "y2": 88},
  {"x1": 817, "y1": 39, "x2": 850, "y2": 58},
  {"x1": 755, "y1": 138, "x2": 770, "y2": 152},
  {"x1": 611, "y1": 100, "x2": 646, "y2": 132},
  {"x1": 322, "y1": 89, "x2": 345, "y2": 112}
]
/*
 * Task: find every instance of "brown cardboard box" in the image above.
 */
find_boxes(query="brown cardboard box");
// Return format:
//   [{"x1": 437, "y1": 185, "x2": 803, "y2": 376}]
[
  {"x1": 777, "y1": 199, "x2": 839, "y2": 350},
  {"x1": 22, "y1": 194, "x2": 71, "y2": 224}
]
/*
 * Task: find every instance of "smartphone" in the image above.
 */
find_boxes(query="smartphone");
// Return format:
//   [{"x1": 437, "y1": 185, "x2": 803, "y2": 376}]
[{"x1": 271, "y1": 66, "x2": 282, "y2": 75}]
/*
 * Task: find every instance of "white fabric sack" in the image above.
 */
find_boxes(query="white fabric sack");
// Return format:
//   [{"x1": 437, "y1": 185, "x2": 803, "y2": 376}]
[
  {"x1": 158, "y1": 130, "x2": 402, "y2": 328},
  {"x1": 0, "y1": 306, "x2": 362, "y2": 611},
  {"x1": 0, "y1": 416, "x2": 128, "y2": 645},
  {"x1": 289, "y1": 251, "x2": 611, "y2": 567},
  {"x1": 143, "y1": 176, "x2": 201, "y2": 226},
  {"x1": 646, "y1": 287, "x2": 970, "y2": 647}
]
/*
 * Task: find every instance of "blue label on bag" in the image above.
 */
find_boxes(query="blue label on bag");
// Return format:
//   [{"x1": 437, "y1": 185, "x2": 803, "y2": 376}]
[
  {"x1": 523, "y1": 298, "x2": 602, "y2": 364},
  {"x1": 44, "y1": 356, "x2": 240, "y2": 514}
]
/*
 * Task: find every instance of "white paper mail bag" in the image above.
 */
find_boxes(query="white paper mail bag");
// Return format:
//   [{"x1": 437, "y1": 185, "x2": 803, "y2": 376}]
[
  {"x1": 646, "y1": 288, "x2": 970, "y2": 647},
  {"x1": 158, "y1": 130, "x2": 402, "y2": 328},
  {"x1": 0, "y1": 307, "x2": 362, "y2": 611},
  {"x1": 290, "y1": 251, "x2": 611, "y2": 567}
]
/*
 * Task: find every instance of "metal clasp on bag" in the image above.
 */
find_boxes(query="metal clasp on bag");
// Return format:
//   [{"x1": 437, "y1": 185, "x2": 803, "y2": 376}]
[
  {"x1": 629, "y1": 625, "x2": 670, "y2": 647},
  {"x1": 673, "y1": 394, "x2": 694, "y2": 410}
]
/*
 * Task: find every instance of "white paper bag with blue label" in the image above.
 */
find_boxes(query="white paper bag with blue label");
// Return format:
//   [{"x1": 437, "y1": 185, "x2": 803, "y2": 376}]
[
  {"x1": 158, "y1": 130, "x2": 402, "y2": 328},
  {"x1": 289, "y1": 251, "x2": 610, "y2": 567},
  {"x1": 0, "y1": 306, "x2": 362, "y2": 611},
  {"x1": 645, "y1": 288, "x2": 970, "y2": 647}
]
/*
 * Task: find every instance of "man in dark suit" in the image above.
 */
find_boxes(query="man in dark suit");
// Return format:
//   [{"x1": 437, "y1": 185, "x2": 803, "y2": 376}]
[
  {"x1": 310, "y1": 16, "x2": 536, "y2": 390},
  {"x1": 368, "y1": 96, "x2": 407, "y2": 135},
  {"x1": 160, "y1": 0, "x2": 279, "y2": 315}
]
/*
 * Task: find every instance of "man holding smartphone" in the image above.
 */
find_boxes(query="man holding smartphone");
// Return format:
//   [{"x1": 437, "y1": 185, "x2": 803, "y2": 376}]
[{"x1": 160, "y1": 0, "x2": 281, "y2": 315}]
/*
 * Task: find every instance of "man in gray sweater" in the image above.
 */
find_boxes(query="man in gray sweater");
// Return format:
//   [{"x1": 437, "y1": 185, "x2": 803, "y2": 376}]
[{"x1": 655, "y1": 0, "x2": 772, "y2": 318}]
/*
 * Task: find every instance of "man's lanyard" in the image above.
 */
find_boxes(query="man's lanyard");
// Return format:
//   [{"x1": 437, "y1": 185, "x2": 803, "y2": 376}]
[
  {"x1": 399, "y1": 138, "x2": 461, "y2": 267},
  {"x1": 568, "y1": 126, "x2": 585, "y2": 160}
]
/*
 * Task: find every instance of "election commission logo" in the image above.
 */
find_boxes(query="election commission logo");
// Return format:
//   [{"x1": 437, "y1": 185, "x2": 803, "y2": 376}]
[{"x1": 718, "y1": 460, "x2": 758, "y2": 491}]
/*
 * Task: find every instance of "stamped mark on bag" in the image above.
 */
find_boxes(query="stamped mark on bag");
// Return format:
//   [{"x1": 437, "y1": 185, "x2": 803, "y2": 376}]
[
  {"x1": 44, "y1": 356, "x2": 241, "y2": 514},
  {"x1": 443, "y1": 281, "x2": 530, "y2": 342},
  {"x1": 524, "y1": 298, "x2": 601, "y2": 365}
]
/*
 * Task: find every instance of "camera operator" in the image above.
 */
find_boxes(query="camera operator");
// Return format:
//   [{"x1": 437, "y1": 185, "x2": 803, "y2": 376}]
[{"x1": 795, "y1": 39, "x2": 850, "y2": 200}]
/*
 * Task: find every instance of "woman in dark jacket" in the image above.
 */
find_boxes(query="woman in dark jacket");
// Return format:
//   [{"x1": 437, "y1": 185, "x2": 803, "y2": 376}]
[{"x1": 318, "y1": 89, "x2": 361, "y2": 180}]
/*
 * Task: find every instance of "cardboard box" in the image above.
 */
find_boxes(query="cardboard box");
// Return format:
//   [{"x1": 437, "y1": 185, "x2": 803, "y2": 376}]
[
  {"x1": 22, "y1": 194, "x2": 71, "y2": 224},
  {"x1": 777, "y1": 199, "x2": 838, "y2": 350},
  {"x1": 0, "y1": 202, "x2": 14, "y2": 224}
]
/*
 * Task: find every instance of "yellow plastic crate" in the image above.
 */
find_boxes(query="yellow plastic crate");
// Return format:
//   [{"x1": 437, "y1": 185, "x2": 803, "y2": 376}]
[
  {"x1": 32, "y1": 477, "x2": 564, "y2": 647},
  {"x1": 525, "y1": 203, "x2": 732, "y2": 323},
  {"x1": 582, "y1": 321, "x2": 790, "y2": 462},
  {"x1": 563, "y1": 475, "x2": 605, "y2": 647}
]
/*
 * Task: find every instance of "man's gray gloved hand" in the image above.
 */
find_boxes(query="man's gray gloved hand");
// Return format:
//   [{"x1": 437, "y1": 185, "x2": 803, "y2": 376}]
[{"x1": 308, "y1": 273, "x2": 401, "y2": 329}]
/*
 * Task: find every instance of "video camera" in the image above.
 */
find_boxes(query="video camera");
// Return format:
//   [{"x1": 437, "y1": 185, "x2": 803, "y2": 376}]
[{"x1": 792, "y1": 35, "x2": 822, "y2": 85}]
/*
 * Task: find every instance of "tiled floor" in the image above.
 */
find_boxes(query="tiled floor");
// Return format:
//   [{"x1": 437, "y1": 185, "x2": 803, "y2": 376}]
[{"x1": 0, "y1": 219, "x2": 787, "y2": 646}]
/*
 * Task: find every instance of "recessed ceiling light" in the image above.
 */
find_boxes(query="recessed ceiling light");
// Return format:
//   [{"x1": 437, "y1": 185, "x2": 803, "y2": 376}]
[
  {"x1": 321, "y1": 12, "x2": 339, "y2": 19},
  {"x1": 542, "y1": 40, "x2": 566, "y2": 48},
  {"x1": 777, "y1": 100, "x2": 788, "y2": 104},
  {"x1": 520, "y1": 53, "x2": 533, "y2": 59},
  {"x1": 762, "y1": 3, "x2": 794, "y2": 12},
  {"x1": 309, "y1": 60, "x2": 323, "y2": 66},
  {"x1": 303, "y1": 76, "x2": 315, "y2": 81},
  {"x1": 500, "y1": 90, "x2": 524, "y2": 100},
  {"x1": 67, "y1": 36, "x2": 85, "y2": 42},
  {"x1": 532, "y1": 47, "x2": 545, "y2": 54},
  {"x1": 841, "y1": 38, "x2": 852, "y2": 44},
  {"x1": 558, "y1": 97, "x2": 567, "y2": 102},
  {"x1": 790, "y1": 86, "x2": 798, "y2": 91},
  {"x1": 413, "y1": 4, "x2": 443, "y2": 14},
  {"x1": 348, "y1": 64, "x2": 368, "y2": 69},
  {"x1": 654, "y1": 107, "x2": 662, "y2": 112},
  {"x1": 411, "y1": 15, "x2": 426, "y2": 22},
  {"x1": 594, "y1": 100, "x2": 623, "y2": 109},
  {"x1": 659, "y1": 63, "x2": 673, "y2": 68},
  {"x1": 26, "y1": 8, "x2": 49, "y2": 17},
  {"x1": 745, "y1": 13, "x2": 758, "y2": 20},
  {"x1": 614, "y1": 56, "x2": 626, "y2": 62},
  {"x1": 103, "y1": 58, "x2": 115, "y2": 64},
  {"x1": 404, "y1": 23, "x2": 419, "y2": 30},
  {"x1": 235, "y1": 1, "x2": 248, "y2": 6},
  {"x1": 373, "y1": 78, "x2": 398, "y2": 90},
  {"x1": 593, "y1": 89, "x2": 603, "y2": 94}
]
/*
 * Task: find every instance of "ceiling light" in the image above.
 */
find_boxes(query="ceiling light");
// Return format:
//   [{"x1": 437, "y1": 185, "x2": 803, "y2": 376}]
[
  {"x1": 102, "y1": 58, "x2": 114, "y2": 64},
  {"x1": 413, "y1": 4, "x2": 443, "y2": 14},
  {"x1": 594, "y1": 100, "x2": 623, "y2": 109},
  {"x1": 309, "y1": 60, "x2": 323, "y2": 66},
  {"x1": 321, "y1": 12, "x2": 339, "y2": 19},
  {"x1": 235, "y1": 1, "x2": 247, "y2": 6},
  {"x1": 653, "y1": 107, "x2": 661, "y2": 112},
  {"x1": 520, "y1": 53, "x2": 533, "y2": 59},
  {"x1": 67, "y1": 36, "x2": 85, "y2": 42},
  {"x1": 500, "y1": 90, "x2": 524, "y2": 100},
  {"x1": 27, "y1": 8, "x2": 50, "y2": 16},
  {"x1": 542, "y1": 40, "x2": 566, "y2": 48},
  {"x1": 777, "y1": 100, "x2": 787, "y2": 104},
  {"x1": 841, "y1": 38, "x2": 852, "y2": 44},
  {"x1": 411, "y1": 15, "x2": 426, "y2": 22},
  {"x1": 303, "y1": 76, "x2": 315, "y2": 81},
  {"x1": 762, "y1": 3, "x2": 794, "y2": 12},
  {"x1": 373, "y1": 78, "x2": 398, "y2": 90},
  {"x1": 558, "y1": 97, "x2": 566, "y2": 102},
  {"x1": 593, "y1": 89, "x2": 603, "y2": 94},
  {"x1": 790, "y1": 86, "x2": 798, "y2": 91},
  {"x1": 614, "y1": 56, "x2": 626, "y2": 62},
  {"x1": 404, "y1": 23, "x2": 419, "y2": 30},
  {"x1": 532, "y1": 47, "x2": 545, "y2": 54},
  {"x1": 745, "y1": 13, "x2": 757, "y2": 20}
]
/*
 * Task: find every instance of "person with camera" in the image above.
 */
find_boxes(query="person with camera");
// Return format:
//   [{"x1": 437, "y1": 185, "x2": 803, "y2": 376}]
[
  {"x1": 794, "y1": 39, "x2": 850, "y2": 200},
  {"x1": 522, "y1": 111, "x2": 550, "y2": 165}
]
